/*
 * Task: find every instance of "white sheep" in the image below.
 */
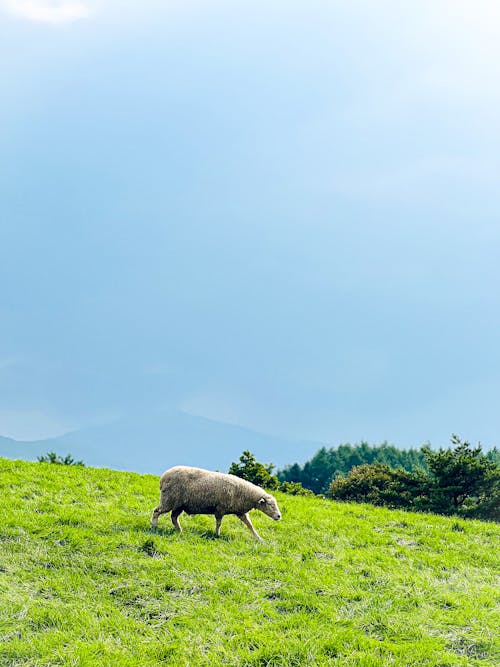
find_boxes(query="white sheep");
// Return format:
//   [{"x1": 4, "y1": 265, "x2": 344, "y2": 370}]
[{"x1": 150, "y1": 465, "x2": 282, "y2": 540}]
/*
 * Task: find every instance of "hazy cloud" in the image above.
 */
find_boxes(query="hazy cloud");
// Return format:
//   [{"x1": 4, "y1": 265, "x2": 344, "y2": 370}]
[{"x1": 4, "y1": 0, "x2": 90, "y2": 23}]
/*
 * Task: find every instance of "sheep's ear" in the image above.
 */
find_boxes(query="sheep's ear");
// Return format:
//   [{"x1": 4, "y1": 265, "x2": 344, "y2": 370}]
[{"x1": 258, "y1": 497, "x2": 266, "y2": 505}]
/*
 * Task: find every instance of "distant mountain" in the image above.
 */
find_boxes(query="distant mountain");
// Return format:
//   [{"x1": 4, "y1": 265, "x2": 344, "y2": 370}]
[
  {"x1": 0, "y1": 409, "x2": 320, "y2": 475},
  {"x1": 0, "y1": 434, "x2": 59, "y2": 465}
]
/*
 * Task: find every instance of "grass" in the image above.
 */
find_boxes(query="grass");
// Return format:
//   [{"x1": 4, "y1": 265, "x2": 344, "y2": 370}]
[{"x1": 0, "y1": 459, "x2": 499, "y2": 666}]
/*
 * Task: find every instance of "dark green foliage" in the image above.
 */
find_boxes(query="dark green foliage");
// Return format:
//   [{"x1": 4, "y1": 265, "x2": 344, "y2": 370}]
[
  {"x1": 279, "y1": 442, "x2": 427, "y2": 494},
  {"x1": 228, "y1": 450, "x2": 279, "y2": 489},
  {"x1": 327, "y1": 436, "x2": 500, "y2": 521},
  {"x1": 278, "y1": 481, "x2": 315, "y2": 496},
  {"x1": 37, "y1": 451, "x2": 85, "y2": 466},
  {"x1": 229, "y1": 451, "x2": 313, "y2": 495},
  {"x1": 328, "y1": 463, "x2": 430, "y2": 510},
  {"x1": 422, "y1": 435, "x2": 500, "y2": 520}
]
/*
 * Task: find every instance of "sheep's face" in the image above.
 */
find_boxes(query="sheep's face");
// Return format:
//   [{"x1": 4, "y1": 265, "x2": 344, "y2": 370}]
[{"x1": 257, "y1": 495, "x2": 282, "y2": 521}]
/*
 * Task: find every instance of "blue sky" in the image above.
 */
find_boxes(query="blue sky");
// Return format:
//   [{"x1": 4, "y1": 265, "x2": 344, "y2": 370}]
[{"x1": 1, "y1": 0, "x2": 499, "y2": 448}]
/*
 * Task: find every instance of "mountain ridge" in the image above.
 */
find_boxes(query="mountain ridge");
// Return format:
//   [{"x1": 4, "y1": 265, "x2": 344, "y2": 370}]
[{"x1": 0, "y1": 409, "x2": 321, "y2": 474}]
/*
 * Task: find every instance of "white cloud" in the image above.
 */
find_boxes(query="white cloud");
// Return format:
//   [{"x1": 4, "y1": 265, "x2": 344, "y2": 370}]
[{"x1": 4, "y1": 0, "x2": 90, "y2": 24}]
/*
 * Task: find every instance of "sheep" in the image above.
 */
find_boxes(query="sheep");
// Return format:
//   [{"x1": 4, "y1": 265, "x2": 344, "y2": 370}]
[{"x1": 150, "y1": 465, "x2": 282, "y2": 540}]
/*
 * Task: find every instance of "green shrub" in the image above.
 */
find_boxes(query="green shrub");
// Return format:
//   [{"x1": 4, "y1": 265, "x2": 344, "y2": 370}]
[
  {"x1": 327, "y1": 463, "x2": 428, "y2": 509},
  {"x1": 37, "y1": 452, "x2": 85, "y2": 466},
  {"x1": 278, "y1": 481, "x2": 315, "y2": 496}
]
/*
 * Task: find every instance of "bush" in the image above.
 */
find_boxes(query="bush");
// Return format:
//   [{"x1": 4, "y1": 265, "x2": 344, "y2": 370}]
[
  {"x1": 279, "y1": 481, "x2": 315, "y2": 496},
  {"x1": 327, "y1": 463, "x2": 428, "y2": 510},
  {"x1": 37, "y1": 452, "x2": 85, "y2": 466}
]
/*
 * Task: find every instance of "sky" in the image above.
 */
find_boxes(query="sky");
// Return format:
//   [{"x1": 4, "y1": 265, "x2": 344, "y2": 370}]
[{"x1": 1, "y1": 0, "x2": 499, "y2": 448}]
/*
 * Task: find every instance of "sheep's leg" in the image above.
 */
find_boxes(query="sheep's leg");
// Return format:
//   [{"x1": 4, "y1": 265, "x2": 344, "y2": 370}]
[
  {"x1": 214, "y1": 514, "x2": 223, "y2": 537},
  {"x1": 150, "y1": 505, "x2": 165, "y2": 531},
  {"x1": 171, "y1": 508, "x2": 183, "y2": 532},
  {"x1": 238, "y1": 513, "x2": 262, "y2": 541}
]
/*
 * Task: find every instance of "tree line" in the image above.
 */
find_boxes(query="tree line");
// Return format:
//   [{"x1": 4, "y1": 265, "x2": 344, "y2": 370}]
[{"x1": 278, "y1": 442, "x2": 428, "y2": 494}]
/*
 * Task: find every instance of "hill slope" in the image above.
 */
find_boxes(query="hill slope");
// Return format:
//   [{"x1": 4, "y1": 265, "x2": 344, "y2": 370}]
[
  {"x1": 0, "y1": 458, "x2": 498, "y2": 666},
  {"x1": 0, "y1": 409, "x2": 319, "y2": 473}
]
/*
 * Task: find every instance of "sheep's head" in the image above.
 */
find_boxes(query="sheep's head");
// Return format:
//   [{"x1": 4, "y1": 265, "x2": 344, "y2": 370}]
[{"x1": 257, "y1": 494, "x2": 281, "y2": 521}]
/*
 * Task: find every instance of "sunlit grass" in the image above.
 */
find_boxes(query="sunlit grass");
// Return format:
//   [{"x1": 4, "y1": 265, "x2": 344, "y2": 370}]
[{"x1": 0, "y1": 459, "x2": 498, "y2": 666}]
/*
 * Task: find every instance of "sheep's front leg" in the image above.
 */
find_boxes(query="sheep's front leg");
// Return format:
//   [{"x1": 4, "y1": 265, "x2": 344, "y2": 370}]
[
  {"x1": 150, "y1": 505, "x2": 163, "y2": 531},
  {"x1": 238, "y1": 513, "x2": 262, "y2": 541},
  {"x1": 214, "y1": 514, "x2": 223, "y2": 537},
  {"x1": 171, "y1": 508, "x2": 183, "y2": 532}
]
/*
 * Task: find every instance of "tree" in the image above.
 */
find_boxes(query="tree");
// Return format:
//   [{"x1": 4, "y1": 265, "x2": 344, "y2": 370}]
[
  {"x1": 228, "y1": 451, "x2": 313, "y2": 495},
  {"x1": 37, "y1": 452, "x2": 85, "y2": 466},
  {"x1": 228, "y1": 451, "x2": 279, "y2": 490},
  {"x1": 423, "y1": 435, "x2": 500, "y2": 518}
]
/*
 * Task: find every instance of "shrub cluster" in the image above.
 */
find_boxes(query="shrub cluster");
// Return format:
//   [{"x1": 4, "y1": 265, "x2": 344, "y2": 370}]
[
  {"x1": 328, "y1": 436, "x2": 499, "y2": 521},
  {"x1": 327, "y1": 463, "x2": 430, "y2": 510}
]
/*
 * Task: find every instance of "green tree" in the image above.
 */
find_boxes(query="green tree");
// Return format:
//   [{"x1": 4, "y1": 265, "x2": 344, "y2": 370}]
[
  {"x1": 423, "y1": 435, "x2": 500, "y2": 518},
  {"x1": 229, "y1": 451, "x2": 313, "y2": 495},
  {"x1": 228, "y1": 451, "x2": 279, "y2": 490}
]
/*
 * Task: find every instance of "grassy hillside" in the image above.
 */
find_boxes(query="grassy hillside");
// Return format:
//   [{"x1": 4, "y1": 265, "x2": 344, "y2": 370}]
[{"x1": 0, "y1": 459, "x2": 498, "y2": 667}]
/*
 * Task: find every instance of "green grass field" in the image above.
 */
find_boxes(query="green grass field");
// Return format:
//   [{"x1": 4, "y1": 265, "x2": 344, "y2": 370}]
[{"x1": 0, "y1": 458, "x2": 499, "y2": 666}]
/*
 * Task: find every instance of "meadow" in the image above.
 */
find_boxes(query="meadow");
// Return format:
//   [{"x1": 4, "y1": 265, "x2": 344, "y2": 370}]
[{"x1": 0, "y1": 458, "x2": 498, "y2": 666}]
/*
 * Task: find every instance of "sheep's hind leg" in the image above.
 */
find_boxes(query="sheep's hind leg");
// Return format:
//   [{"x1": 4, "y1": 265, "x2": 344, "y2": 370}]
[
  {"x1": 171, "y1": 508, "x2": 183, "y2": 532},
  {"x1": 238, "y1": 513, "x2": 262, "y2": 541}
]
